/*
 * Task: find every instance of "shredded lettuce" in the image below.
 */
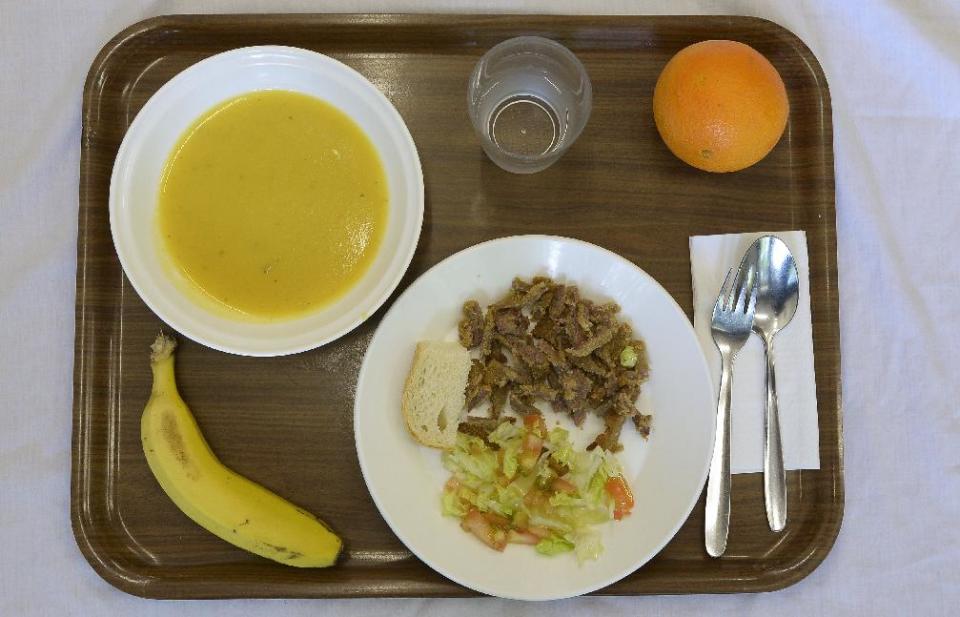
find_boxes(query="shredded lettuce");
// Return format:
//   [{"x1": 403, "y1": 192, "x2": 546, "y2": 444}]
[
  {"x1": 535, "y1": 536, "x2": 575, "y2": 555},
  {"x1": 501, "y1": 444, "x2": 519, "y2": 480},
  {"x1": 443, "y1": 435, "x2": 498, "y2": 487},
  {"x1": 441, "y1": 489, "x2": 467, "y2": 517},
  {"x1": 573, "y1": 530, "x2": 603, "y2": 563},
  {"x1": 547, "y1": 492, "x2": 581, "y2": 508},
  {"x1": 527, "y1": 512, "x2": 573, "y2": 534},
  {"x1": 441, "y1": 423, "x2": 632, "y2": 563},
  {"x1": 488, "y1": 421, "x2": 522, "y2": 447},
  {"x1": 495, "y1": 482, "x2": 526, "y2": 514},
  {"x1": 547, "y1": 426, "x2": 570, "y2": 450}
]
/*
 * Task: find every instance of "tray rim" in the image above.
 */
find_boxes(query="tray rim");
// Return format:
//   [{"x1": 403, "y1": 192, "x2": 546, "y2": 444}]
[{"x1": 72, "y1": 12, "x2": 844, "y2": 599}]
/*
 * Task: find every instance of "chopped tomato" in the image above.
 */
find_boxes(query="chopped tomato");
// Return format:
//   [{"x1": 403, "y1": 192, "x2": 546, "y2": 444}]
[
  {"x1": 523, "y1": 413, "x2": 547, "y2": 437},
  {"x1": 521, "y1": 428, "x2": 543, "y2": 455},
  {"x1": 507, "y1": 529, "x2": 541, "y2": 545},
  {"x1": 523, "y1": 488, "x2": 549, "y2": 508},
  {"x1": 457, "y1": 487, "x2": 476, "y2": 503},
  {"x1": 512, "y1": 509, "x2": 530, "y2": 530},
  {"x1": 526, "y1": 525, "x2": 552, "y2": 539},
  {"x1": 518, "y1": 451, "x2": 539, "y2": 471},
  {"x1": 461, "y1": 509, "x2": 507, "y2": 551},
  {"x1": 519, "y1": 442, "x2": 542, "y2": 471},
  {"x1": 483, "y1": 511, "x2": 512, "y2": 528},
  {"x1": 551, "y1": 477, "x2": 577, "y2": 494},
  {"x1": 518, "y1": 414, "x2": 546, "y2": 470},
  {"x1": 605, "y1": 476, "x2": 635, "y2": 520},
  {"x1": 490, "y1": 526, "x2": 508, "y2": 550}
]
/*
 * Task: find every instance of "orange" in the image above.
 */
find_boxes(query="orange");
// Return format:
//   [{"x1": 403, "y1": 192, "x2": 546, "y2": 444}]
[{"x1": 652, "y1": 40, "x2": 789, "y2": 173}]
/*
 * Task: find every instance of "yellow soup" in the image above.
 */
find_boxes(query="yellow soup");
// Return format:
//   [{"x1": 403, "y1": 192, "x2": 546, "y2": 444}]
[{"x1": 157, "y1": 90, "x2": 388, "y2": 320}]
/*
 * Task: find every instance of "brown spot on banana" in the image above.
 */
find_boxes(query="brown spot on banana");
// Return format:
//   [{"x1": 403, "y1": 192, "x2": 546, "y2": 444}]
[
  {"x1": 257, "y1": 541, "x2": 305, "y2": 561},
  {"x1": 159, "y1": 411, "x2": 199, "y2": 480}
]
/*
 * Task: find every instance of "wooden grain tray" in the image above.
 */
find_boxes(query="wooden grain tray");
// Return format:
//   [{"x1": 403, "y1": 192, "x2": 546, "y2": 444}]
[{"x1": 72, "y1": 14, "x2": 842, "y2": 598}]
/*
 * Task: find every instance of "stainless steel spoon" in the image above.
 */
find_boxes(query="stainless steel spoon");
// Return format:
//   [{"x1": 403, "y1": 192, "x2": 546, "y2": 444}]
[{"x1": 738, "y1": 236, "x2": 799, "y2": 532}]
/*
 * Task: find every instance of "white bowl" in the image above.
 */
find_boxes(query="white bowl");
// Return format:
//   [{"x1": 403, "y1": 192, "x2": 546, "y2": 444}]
[
  {"x1": 110, "y1": 46, "x2": 423, "y2": 356},
  {"x1": 354, "y1": 235, "x2": 715, "y2": 600}
]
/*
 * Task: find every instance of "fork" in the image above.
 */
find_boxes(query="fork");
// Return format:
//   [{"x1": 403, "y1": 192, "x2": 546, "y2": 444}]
[{"x1": 705, "y1": 267, "x2": 758, "y2": 558}]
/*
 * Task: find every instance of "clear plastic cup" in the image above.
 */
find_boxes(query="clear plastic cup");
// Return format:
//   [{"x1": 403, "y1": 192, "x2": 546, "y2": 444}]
[{"x1": 468, "y1": 36, "x2": 592, "y2": 174}]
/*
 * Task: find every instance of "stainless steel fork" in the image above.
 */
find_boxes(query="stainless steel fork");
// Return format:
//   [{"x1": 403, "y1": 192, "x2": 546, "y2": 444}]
[{"x1": 705, "y1": 267, "x2": 758, "y2": 558}]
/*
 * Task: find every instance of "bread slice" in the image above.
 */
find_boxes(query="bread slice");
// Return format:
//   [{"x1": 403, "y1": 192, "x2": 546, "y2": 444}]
[{"x1": 402, "y1": 341, "x2": 472, "y2": 449}]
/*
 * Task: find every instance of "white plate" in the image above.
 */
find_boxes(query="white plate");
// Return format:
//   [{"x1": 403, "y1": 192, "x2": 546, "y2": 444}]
[
  {"x1": 354, "y1": 235, "x2": 715, "y2": 600},
  {"x1": 110, "y1": 46, "x2": 423, "y2": 356}
]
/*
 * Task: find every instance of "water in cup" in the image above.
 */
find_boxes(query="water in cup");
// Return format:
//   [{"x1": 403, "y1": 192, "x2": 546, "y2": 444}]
[{"x1": 468, "y1": 37, "x2": 592, "y2": 174}]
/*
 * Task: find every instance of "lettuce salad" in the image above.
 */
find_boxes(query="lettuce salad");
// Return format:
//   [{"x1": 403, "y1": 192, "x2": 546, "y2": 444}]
[{"x1": 441, "y1": 414, "x2": 634, "y2": 562}]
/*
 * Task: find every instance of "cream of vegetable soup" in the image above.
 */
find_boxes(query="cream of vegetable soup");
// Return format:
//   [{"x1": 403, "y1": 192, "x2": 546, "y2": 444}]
[{"x1": 157, "y1": 90, "x2": 388, "y2": 319}]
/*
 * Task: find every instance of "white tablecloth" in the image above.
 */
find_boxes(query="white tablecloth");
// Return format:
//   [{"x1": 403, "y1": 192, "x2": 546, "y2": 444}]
[{"x1": 1, "y1": 1, "x2": 957, "y2": 615}]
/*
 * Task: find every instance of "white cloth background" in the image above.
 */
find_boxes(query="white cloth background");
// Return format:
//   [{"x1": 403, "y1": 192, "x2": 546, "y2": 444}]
[{"x1": 1, "y1": 1, "x2": 958, "y2": 615}]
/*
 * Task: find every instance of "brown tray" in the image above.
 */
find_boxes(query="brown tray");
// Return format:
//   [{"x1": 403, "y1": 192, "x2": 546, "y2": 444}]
[{"x1": 72, "y1": 13, "x2": 842, "y2": 599}]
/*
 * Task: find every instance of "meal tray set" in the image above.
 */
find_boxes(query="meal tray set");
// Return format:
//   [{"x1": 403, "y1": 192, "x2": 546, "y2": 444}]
[{"x1": 73, "y1": 14, "x2": 842, "y2": 599}]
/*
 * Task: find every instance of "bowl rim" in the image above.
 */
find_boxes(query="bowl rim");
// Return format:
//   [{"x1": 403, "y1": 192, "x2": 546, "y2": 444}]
[{"x1": 109, "y1": 45, "x2": 424, "y2": 356}]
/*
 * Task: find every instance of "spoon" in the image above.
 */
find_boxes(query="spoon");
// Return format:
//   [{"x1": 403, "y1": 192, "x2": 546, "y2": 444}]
[{"x1": 738, "y1": 235, "x2": 799, "y2": 532}]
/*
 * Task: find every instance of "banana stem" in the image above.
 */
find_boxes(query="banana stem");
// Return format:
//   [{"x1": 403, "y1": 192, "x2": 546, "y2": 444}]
[
  {"x1": 150, "y1": 333, "x2": 178, "y2": 397},
  {"x1": 150, "y1": 333, "x2": 177, "y2": 362}
]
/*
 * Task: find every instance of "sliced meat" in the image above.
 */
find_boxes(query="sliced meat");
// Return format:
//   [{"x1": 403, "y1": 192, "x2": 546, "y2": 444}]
[
  {"x1": 530, "y1": 289, "x2": 554, "y2": 321},
  {"x1": 478, "y1": 309, "x2": 497, "y2": 358},
  {"x1": 511, "y1": 338, "x2": 551, "y2": 377},
  {"x1": 489, "y1": 338, "x2": 509, "y2": 364},
  {"x1": 458, "y1": 300, "x2": 484, "y2": 349},
  {"x1": 520, "y1": 280, "x2": 552, "y2": 308},
  {"x1": 567, "y1": 324, "x2": 616, "y2": 357},
  {"x1": 632, "y1": 412, "x2": 652, "y2": 438},
  {"x1": 611, "y1": 391, "x2": 639, "y2": 417},
  {"x1": 530, "y1": 315, "x2": 556, "y2": 341},
  {"x1": 457, "y1": 276, "x2": 651, "y2": 450},
  {"x1": 589, "y1": 384, "x2": 607, "y2": 407},
  {"x1": 464, "y1": 360, "x2": 489, "y2": 411},
  {"x1": 617, "y1": 365, "x2": 648, "y2": 400},
  {"x1": 458, "y1": 416, "x2": 516, "y2": 442},
  {"x1": 589, "y1": 301, "x2": 621, "y2": 326},
  {"x1": 561, "y1": 307, "x2": 588, "y2": 348},
  {"x1": 597, "y1": 323, "x2": 633, "y2": 367},
  {"x1": 511, "y1": 277, "x2": 531, "y2": 293},
  {"x1": 494, "y1": 307, "x2": 529, "y2": 337},
  {"x1": 548, "y1": 285, "x2": 568, "y2": 319},
  {"x1": 575, "y1": 302, "x2": 593, "y2": 333},
  {"x1": 490, "y1": 385, "x2": 509, "y2": 419},
  {"x1": 509, "y1": 359, "x2": 533, "y2": 387},
  {"x1": 587, "y1": 414, "x2": 627, "y2": 452},
  {"x1": 560, "y1": 368, "x2": 593, "y2": 413},
  {"x1": 509, "y1": 391, "x2": 541, "y2": 415},
  {"x1": 569, "y1": 353, "x2": 607, "y2": 377},
  {"x1": 466, "y1": 384, "x2": 491, "y2": 412},
  {"x1": 571, "y1": 409, "x2": 587, "y2": 427},
  {"x1": 515, "y1": 380, "x2": 558, "y2": 402},
  {"x1": 532, "y1": 338, "x2": 565, "y2": 368},
  {"x1": 482, "y1": 359, "x2": 512, "y2": 388},
  {"x1": 482, "y1": 360, "x2": 523, "y2": 389}
]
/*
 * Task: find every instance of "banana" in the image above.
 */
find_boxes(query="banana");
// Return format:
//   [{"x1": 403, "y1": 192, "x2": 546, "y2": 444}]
[{"x1": 141, "y1": 333, "x2": 342, "y2": 567}]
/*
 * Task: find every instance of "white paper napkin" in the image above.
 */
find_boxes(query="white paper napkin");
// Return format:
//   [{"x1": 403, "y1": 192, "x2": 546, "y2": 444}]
[{"x1": 689, "y1": 231, "x2": 820, "y2": 474}]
